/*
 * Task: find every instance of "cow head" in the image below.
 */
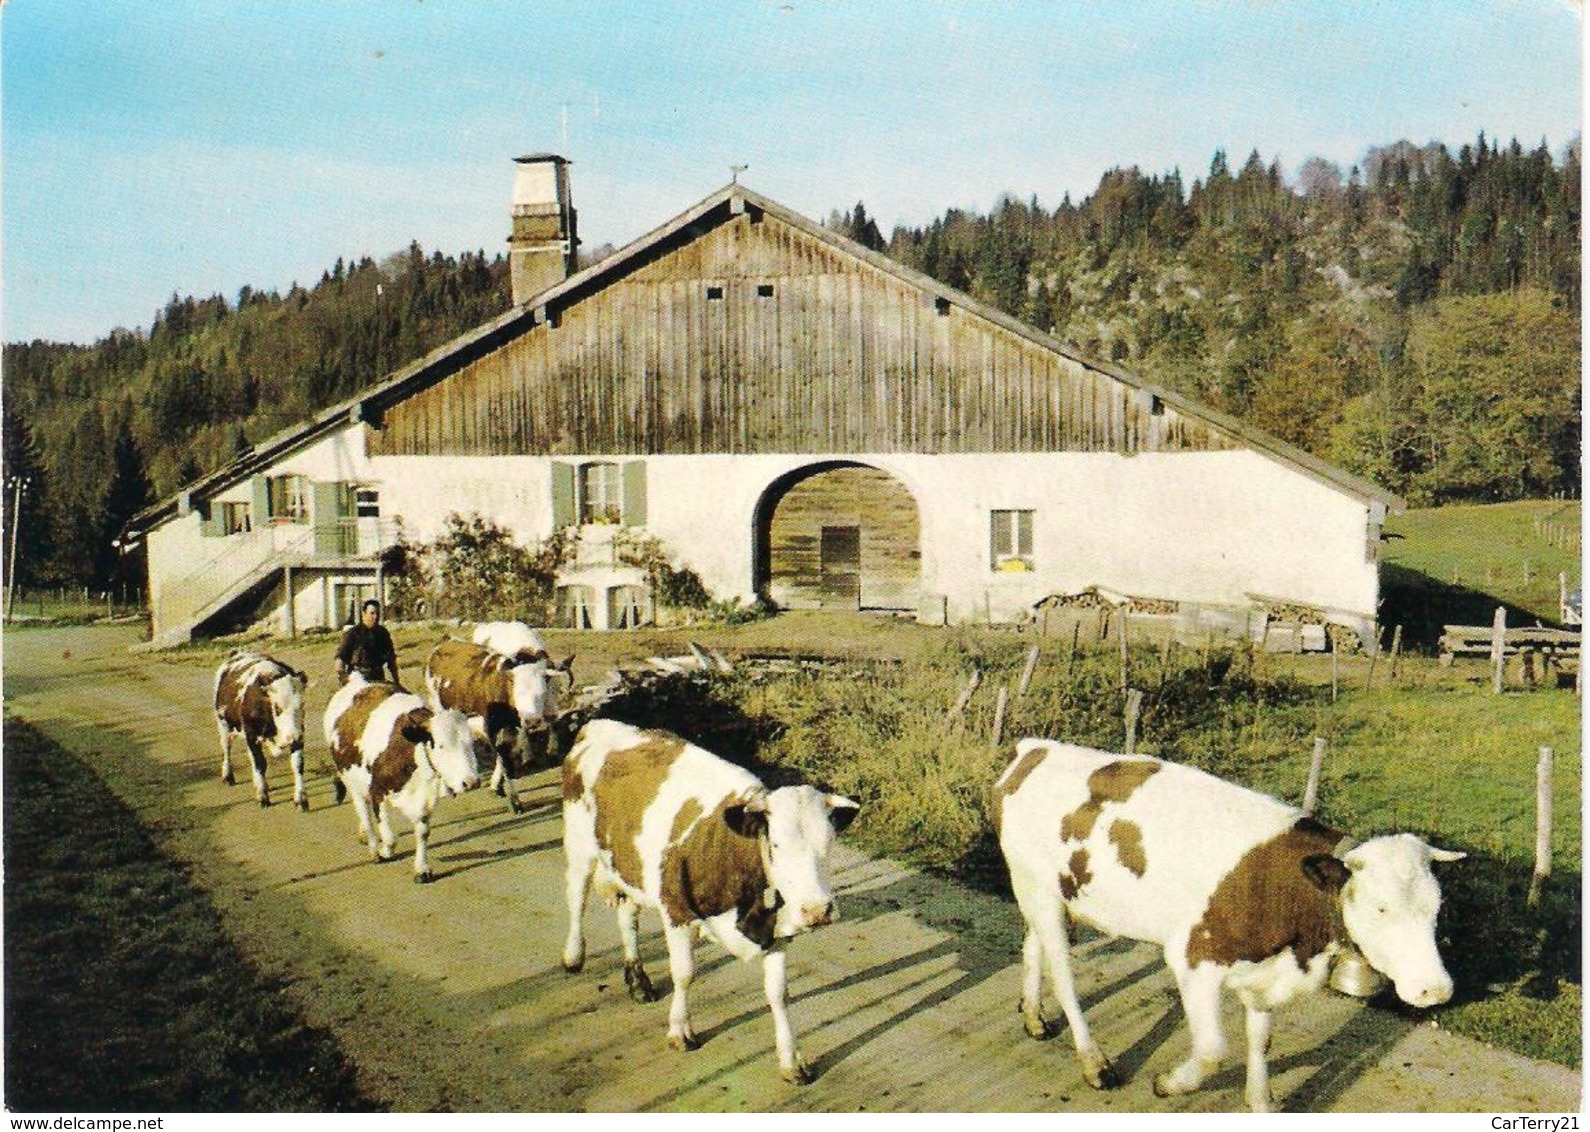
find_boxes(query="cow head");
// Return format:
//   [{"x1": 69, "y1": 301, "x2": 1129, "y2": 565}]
[
  {"x1": 1310, "y1": 833, "x2": 1465, "y2": 1008},
  {"x1": 728, "y1": 787, "x2": 860, "y2": 938},
  {"x1": 406, "y1": 708, "x2": 481, "y2": 797},
  {"x1": 508, "y1": 656, "x2": 561, "y2": 728},
  {"x1": 264, "y1": 669, "x2": 308, "y2": 755}
]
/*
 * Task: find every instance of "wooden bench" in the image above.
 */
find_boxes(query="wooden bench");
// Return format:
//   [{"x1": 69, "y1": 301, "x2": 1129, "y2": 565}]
[{"x1": 1438, "y1": 624, "x2": 1580, "y2": 685}]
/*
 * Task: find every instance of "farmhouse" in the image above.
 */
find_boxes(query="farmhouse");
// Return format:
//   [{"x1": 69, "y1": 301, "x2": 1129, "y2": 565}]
[{"x1": 125, "y1": 156, "x2": 1400, "y2": 649}]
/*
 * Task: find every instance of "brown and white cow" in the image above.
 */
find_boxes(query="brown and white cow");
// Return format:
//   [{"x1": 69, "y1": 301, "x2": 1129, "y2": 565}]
[
  {"x1": 994, "y1": 739, "x2": 1464, "y2": 1113},
  {"x1": 425, "y1": 636, "x2": 570, "y2": 812},
  {"x1": 473, "y1": 620, "x2": 549, "y2": 662},
  {"x1": 213, "y1": 650, "x2": 309, "y2": 810},
  {"x1": 323, "y1": 674, "x2": 480, "y2": 882},
  {"x1": 561, "y1": 718, "x2": 860, "y2": 1083}
]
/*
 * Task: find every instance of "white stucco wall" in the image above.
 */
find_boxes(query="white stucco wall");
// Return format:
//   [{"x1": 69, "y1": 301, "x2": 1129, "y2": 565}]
[
  {"x1": 149, "y1": 427, "x2": 1380, "y2": 643},
  {"x1": 636, "y1": 450, "x2": 1378, "y2": 631}
]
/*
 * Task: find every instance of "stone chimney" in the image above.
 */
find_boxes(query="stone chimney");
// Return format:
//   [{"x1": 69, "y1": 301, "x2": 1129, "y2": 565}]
[{"x1": 508, "y1": 154, "x2": 578, "y2": 307}]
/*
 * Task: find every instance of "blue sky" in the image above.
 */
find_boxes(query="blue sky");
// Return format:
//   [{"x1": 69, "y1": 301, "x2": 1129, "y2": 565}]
[{"x1": 3, "y1": 0, "x2": 1582, "y2": 344}]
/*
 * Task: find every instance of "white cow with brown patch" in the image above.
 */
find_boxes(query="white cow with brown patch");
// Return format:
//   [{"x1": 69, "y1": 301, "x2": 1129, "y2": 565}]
[
  {"x1": 560, "y1": 718, "x2": 859, "y2": 1083},
  {"x1": 425, "y1": 637, "x2": 569, "y2": 812},
  {"x1": 993, "y1": 739, "x2": 1464, "y2": 1113},
  {"x1": 323, "y1": 675, "x2": 480, "y2": 883},
  {"x1": 212, "y1": 650, "x2": 309, "y2": 810}
]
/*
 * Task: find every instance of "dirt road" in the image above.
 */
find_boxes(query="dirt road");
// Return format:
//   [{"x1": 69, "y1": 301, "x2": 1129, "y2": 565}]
[{"x1": 3, "y1": 625, "x2": 1579, "y2": 1113}]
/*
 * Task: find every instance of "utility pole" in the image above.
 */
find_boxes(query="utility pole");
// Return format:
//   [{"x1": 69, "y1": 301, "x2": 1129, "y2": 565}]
[{"x1": 5, "y1": 475, "x2": 31, "y2": 623}]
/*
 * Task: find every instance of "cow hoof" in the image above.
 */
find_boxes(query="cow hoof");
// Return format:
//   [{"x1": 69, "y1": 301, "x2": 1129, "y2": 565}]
[
  {"x1": 667, "y1": 1030, "x2": 700, "y2": 1052},
  {"x1": 506, "y1": 794, "x2": 524, "y2": 814},
  {"x1": 296, "y1": 797, "x2": 309, "y2": 812},
  {"x1": 781, "y1": 1058, "x2": 815, "y2": 1085},
  {"x1": 258, "y1": 797, "x2": 272, "y2": 808},
  {"x1": 1020, "y1": 1005, "x2": 1060, "y2": 1041},
  {"x1": 414, "y1": 871, "x2": 435, "y2": 885},
  {"x1": 1151, "y1": 1072, "x2": 1186, "y2": 1098},
  {"x1": 493, "y1": 779, "x2": 507, "y2": 797},
  {"x1": 1090, "y1": 1061, "x2": 1123, "y2": 1091},
  {"x1": 562, "y1": 957, "x2": 585, "y2": 974},
  {"x1": 623, "y1": 961, "x2": 658, "y2": 1003},
  {"x1": 223, "y1": 772, "x2": 235, "y2": 786}
]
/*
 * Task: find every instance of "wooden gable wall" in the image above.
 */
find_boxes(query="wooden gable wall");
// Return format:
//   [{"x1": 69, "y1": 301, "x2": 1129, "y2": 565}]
[{"x1": 369, "y1": 210, "x2": 1240, "y2": 458}]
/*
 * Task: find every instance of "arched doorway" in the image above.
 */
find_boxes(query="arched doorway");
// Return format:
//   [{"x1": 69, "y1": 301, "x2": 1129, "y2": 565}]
[{"x1": 754, "y1": 462, "x2": 920, "y2": 611}]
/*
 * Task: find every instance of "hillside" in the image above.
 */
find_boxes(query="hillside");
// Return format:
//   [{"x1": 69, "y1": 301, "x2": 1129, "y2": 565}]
[{"x1": 2, "y1": 132, "x2": 1580, "y2": 590}]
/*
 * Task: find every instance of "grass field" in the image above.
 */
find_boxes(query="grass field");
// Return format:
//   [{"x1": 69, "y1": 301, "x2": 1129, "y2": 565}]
[
  {"x1": 1382, "y1": 499, "x2": 1581, "y2": 648},
  {"x1": 2, "y1": 716, "x2": 375, "y2": 1112}
]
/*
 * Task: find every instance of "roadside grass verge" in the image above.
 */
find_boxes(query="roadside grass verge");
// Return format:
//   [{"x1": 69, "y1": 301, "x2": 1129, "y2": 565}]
[
  {"x1": 2, "y1": 715, "x2": 374, "y2": 1112},
  {"x1": 642, "y1": 630, "x2": 1580, "y2": 1068}
]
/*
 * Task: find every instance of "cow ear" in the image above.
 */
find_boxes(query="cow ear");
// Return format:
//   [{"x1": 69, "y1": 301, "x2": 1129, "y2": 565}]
[
  {"x1": 400, "y1": 711, "x2": 433, "y2": 747},
  {"x1": 724, "y1": 796, "x2": 769, "y2": 838},
  {"x1": 1301, "y1": 854, "x2": 1351, "y2": 894},
  {"x1": 827, "y1": 794, "x2": 861, "y2": 833},
  {"x1": 556, "y1": 653, "x2": 575, "y2": 674}
]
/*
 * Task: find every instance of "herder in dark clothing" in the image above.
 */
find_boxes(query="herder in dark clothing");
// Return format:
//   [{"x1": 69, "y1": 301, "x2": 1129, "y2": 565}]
[{"x1": 336, "y1": 599, "x2": 401, "y2": 685}]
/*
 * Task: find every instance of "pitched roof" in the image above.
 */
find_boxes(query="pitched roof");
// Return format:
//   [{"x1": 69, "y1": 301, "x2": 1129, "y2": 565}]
[{"x1": 126, "y1": 181, "x2": 1401, "y2": 537}]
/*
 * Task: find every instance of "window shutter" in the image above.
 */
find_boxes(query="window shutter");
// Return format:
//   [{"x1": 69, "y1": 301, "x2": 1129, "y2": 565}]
[
  {"x1": 622, "y1": 460, "x2": 647, "y2": 528},
  {"x1": 199, "y1": 499, "x2": 222, "y2": 537},
  {"x1": 312, "y1": 481, "x2": 350, "y2": 554},
  {"x1": 551, "y1": 461, "x2": 576, "y2": 528},
  {"x1": 1018, "y1": 510, "x2": 1033, "y2": 558},
  {"x1": 251, "y1": 476, "x2": 270, "y2": 525}
]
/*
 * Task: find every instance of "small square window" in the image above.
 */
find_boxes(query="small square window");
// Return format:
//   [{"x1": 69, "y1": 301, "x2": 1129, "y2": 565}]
[
  {"x1": 991, "y1": 509, "x2": 1034, "y2": 572},
  {"x1": 757, "y1": 283, "x2": 775, "y2": 298},
  {"x1": 355, "y1": 487, "x2": 380, "y2": 518},
  {"x1": 220, "y1": 501, "x2": 251, "y2": 535},
  {"x1": 935, "y1": 296, "x2": 952, "y2": 316},
  {"x1": 706, "y1": 285, "x2": 725, "y2": 301}
]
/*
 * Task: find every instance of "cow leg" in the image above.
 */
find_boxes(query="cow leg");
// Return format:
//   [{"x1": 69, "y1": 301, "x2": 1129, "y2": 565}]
[
  {"x1": 1154, "y1": 960, "x2": 1227, "y2": 1099},
  {"x1": 492, "y1": 756, "x2": 522, "y2": 813},
  {"x1": 1012, "y1": 874, "x2": 1117, "y2": 1088},
  {"x1": 1242, "y1": 1005, "x2": 1275, "y2": 1113},
  {"x1": 663, "y1": 922, "x2": 700, "y2": 1051},
  {"x1": 245, "y1": 737, "x2": 271, "y2": 807},
  {"x1": 1020, "y1": 928, "x2": 1059, "y2": 1040},
  {"x1": 562, "y1": 805, "x2": 597, "y2": 973},
  {"x1": 290, "y1": 746, "x2": 308, "y2": 811},
  {"x1": 374, "y1": 800, "x2": 397, "y2": 861},
  {"x1": 617, "y1": 898, "x2": 657, "y2": 1002},
  {"x1": 410, "y1": 810, "x2": 434, "y2": 883},
  {"x1": 764, "y1": 945, "x2": 812, "y2": 1084},
  {"x1": 216, "y1": 719, "x2": 235, "y2": 785},
  {"x1": 348, "y1": 790, "x2": 380, "y2": 857}
]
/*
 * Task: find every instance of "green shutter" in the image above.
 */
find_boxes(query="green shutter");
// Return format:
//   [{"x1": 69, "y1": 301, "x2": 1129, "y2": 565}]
[
  {"x1": 252, "y1": 476, "x2": 271, "y2": 525},
  {"x1": 198, "y1": 499, "x2": 222, "y2": 537},
  {"x1": 312, "y1": 481, "x2": 352, "y2": 555},
  {"x1": 622, "y1": 460, "x2": 647, "y2": 528},
  {"x1": 551, "y1": 461, "x2": 576, "y2": 528}
]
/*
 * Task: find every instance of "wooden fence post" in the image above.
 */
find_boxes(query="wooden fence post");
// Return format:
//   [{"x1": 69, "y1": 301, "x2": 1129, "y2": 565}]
[
  {"x1": 944, "y1": 670, "x2": 982, "y2": 729},
  {"x1": 1528, "y1": 746, "x2": 1554, "y2": 909},
  {"x1": 1066, "y1": 622, "x2": 1081, "y2": 682},
  {"x1": 1303, "y1": 736, "x2": 1327, "y2": 815},
  {"x1": 1124, "y1": 689, "x2": 1143, "y2": 754},
  {"x1": 1490, "y1": 606, "x2": 1506, "y2": 694},
  {"x1": 1331, "y1": 644, "x2": 1339, "y2": 703},
  {"x1": 990, "y1": 685, "x2": 1009, "y2": 749},
  {"x1": 1117, "y1": 608, "x2": 1130, "y2": 693},
  {"x1": 1388, "y1": 624, "x2": 1403, "y2": 682},
  {"x1": 1018, "y1": 644, "x2": 1041, "y2": 698}
]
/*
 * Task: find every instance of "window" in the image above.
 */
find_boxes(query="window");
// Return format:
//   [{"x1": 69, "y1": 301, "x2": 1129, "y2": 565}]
[
  {"x1": 557, "y1": 585, "x2": 595, "y2": 629},
  {"x1": 991, "y1": 509, "x2": 1034, "y2": 571},
  {"x1": 756, "y1": 283, "x2": 775, "y2": 298},
  {"x1": 579, "y1": 462, "x2": 623, "y2": 525},
  {"x1": 220, "y1": 501, "x2": 251, "y2": 535},
  {"x1": 267, "y1": 475, "x2": 309, "y2": 524},
  {"x1": 705, "y1": 285, "x2": 724, "y2": 301},
  {"x1": 355, "y1": 487, "x2": 380, "y2": 518},
  {"x1": 935, "y1": 296, "x2": 952, "y2": 316}
]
